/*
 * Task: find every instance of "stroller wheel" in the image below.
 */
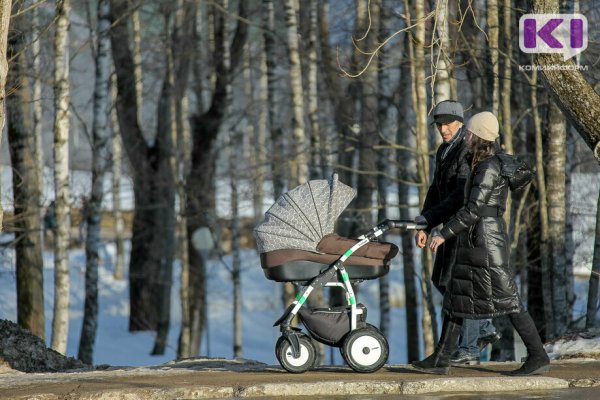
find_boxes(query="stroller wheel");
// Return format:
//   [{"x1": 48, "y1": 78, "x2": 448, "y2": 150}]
[
  {"x1": 275, "y1": 334, "x2": 317, "y2": 373},
  {"x1": 341, "y1": 324, "x2": 389, "y2": 373}
]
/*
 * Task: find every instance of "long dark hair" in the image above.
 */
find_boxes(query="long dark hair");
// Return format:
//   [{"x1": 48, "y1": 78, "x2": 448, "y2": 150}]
[{"x1": 469, "y1": 134, "x2": 495, "y2": 170}]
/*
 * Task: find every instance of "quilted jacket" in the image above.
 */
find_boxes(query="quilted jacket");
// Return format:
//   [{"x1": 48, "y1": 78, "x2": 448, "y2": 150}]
[{"x1": 439, "y1": 149, "x2": 526, "y2": 318}]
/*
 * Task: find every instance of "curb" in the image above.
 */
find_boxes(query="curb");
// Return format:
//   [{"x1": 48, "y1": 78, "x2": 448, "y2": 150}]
[{"x1": 235, "y1": 377, "x2": 569, "y2": 397}]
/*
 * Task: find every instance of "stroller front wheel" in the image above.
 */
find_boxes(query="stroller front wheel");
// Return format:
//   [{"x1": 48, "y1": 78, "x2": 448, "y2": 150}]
[
  {"x1": 275, "y1": 334, "x2": 317, "y2": 373},
  {"x1": 341, "y1": 324, "x2": 389, "y2": 373}
]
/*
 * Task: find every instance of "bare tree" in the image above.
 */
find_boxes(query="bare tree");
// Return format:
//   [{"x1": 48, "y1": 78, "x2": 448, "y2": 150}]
[
  {"x1": 110, "y1": 73, "x2": 125, "y2": 281},
  {"x1": 432, "y1": 0, "x2": 452, "y2": 104},
  {"x1": 354, "y1": 0, "x2": 379, "y2": 236},
  {"x1": 0, "y1": 0, "x2": 11, "y2": 231},
  {"x1": 487, "y1": 0, "x2": 499, "y2": 115},
  {"x1": 530, "y1": 69, "x2": 552, "y2": 338},
  {"x1": 283, "y1": 0, "x2": 308, "y2": 189},
  {"x1": 404, "y1": 0, "x2": 435, "y2": 354},
  {"x1": 78, "y1": 0, "x2": 111, "y2": 365},
  {"x1": 547, "y1": 100, "x2": 569, "y2": 337},
  {"x1": 7, "y1": 1, "x2": 45, "y2": 339},
  {"x1": 110, "y1": 0, "x2": 177, "y2": 337},
  {"x1": 586, "y1": 188, "x2": 600, "y2": 328},
  {"x1": 51, "y1": 0, "x2": 72, "y2": 355},
  {"x1": 185, "y1": 0, "x2": 247, "y2": 355},
  {"x1": 531, "y1": 0, "x2": 600, "y2": 163}
]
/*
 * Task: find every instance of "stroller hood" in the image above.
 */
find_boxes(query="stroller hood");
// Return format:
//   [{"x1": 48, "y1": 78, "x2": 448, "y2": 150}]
[{"x1": 254, "y1": 174, "x2": 356, "y2": 253}]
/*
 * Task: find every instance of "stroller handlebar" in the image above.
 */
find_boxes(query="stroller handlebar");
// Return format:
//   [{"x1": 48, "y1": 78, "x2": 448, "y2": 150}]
[
  {"x1": 377, "y1": 219, "x2": 427, "y2": 232},
  {"x1": 359, "y1": 219, "x2": 427, "y2": 240}
]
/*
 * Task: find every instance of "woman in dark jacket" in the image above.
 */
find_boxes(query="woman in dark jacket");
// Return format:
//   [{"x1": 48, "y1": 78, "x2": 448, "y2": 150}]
[{"x1": 412, "y1": 111, "x2": 550, "y2": 376}]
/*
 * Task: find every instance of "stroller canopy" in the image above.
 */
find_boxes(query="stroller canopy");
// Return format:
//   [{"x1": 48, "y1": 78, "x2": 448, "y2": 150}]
[{"x1": 254, "y1": 175, "x2": 356, "y2": 253}]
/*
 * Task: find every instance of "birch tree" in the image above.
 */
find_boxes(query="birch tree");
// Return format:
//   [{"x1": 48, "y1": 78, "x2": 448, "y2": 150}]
[
  {"x1": 531, "y1": 0, "x2": 600, "y2": 164},
  {"x1": 547, "y1": 100, "x2": 569, "y2": 337},
  {"x1": 398, "y1": 31, "x2": 420, "y2": 363},
  {"x1": 486, "y1": 0, "x2": 499, "y2": 115},
  {"x1": 586, "y1": 188, "x2": 600, "y2": 328},
  {"x1": 281, "y1": 0, "x2": 307, "y2": 308},
  {"x1": 432, "y1": 0, "x2": 452, "y2": 106},
  {"x1": 30, "y1": 1, "x2": 44, "y2": 214},
  {"x1": 110, "y1": 74, "x2": 125, "y2": 281},
  {"x1": 404, "y1": 0, "x2": 435, "y2": 354},
  {"x1": 172, "y1": 0, "x2": 196, "y2": 359},
  {"x1": 51, "y1": 0, "x2": 72, "y2": 355},
  {"x1": 78, "y1": 0, "x2": 111, "y2": 365},
  {"x1": 7, "y1": 1, "x2": 45, "y2": 339},
  {"x1": 284, "y1": 0, "x2": 308, "y2": 189},
  {"x1": 0, "y1": 0, "x2": 11, "y2": 231}
]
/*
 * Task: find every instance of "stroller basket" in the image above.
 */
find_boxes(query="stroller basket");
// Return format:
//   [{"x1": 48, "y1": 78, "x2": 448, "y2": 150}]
[
  {"x1": 298, "y1": 304, "x2": 367, "y2": 347},
  {"x1": 261, "y1": 233, "x2": 398, "y2": 282}
]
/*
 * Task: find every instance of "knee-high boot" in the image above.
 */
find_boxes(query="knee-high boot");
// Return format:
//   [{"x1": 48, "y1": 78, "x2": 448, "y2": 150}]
[
  {"x1": 411, "y1": 316, "x2": 462, "y2": 375},
  {"x1": 508, "y1": 310, "x2": 550, "y2": 376}
]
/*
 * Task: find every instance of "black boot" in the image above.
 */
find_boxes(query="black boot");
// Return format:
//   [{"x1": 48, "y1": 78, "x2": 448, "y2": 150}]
[
  {"x1": 508, "y1": 311, "x2": 550, "y2": 376},
  {"x1": 412, "y1": 316, "x2": 462, "y2": 375}
]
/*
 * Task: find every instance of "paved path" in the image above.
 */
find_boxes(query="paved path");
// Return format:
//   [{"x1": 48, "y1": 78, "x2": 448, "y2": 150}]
[{"x1": 1, "y1": 358, "x2": 600, "y2": 399}]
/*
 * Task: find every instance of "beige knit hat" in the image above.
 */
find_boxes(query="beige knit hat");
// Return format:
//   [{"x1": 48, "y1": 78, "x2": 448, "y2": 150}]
[{"x1": 465, "y1": 111, "x2": 499, "y2": 142}]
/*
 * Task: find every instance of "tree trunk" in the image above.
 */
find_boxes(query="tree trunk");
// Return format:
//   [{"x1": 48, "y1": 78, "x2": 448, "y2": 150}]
[
  {"x1": 262, "y1": 0, "x2": 285, "y2": 201},
  {"x1": 251, "y1": 49, "x2": 274, "y2": 221},
  {"x1": 110, "y1": 74, "x2": 125, "y2": 281},
  {"x1": 318, "y1": 0, "x2": 356, "y2": 190},
  {"x1": 78, "y1": 0, "x2": 111, "y2": 365},
  {"x1": 131, "y1": 5, "x2": 143, "y2": 123},
  {"x1": 51, "y1": 0, "x2": 72, "y2": 355},
  {"x1": 586, "y1": 187, "x2": 600, "y2": 328},
  {"x1": 406, "y1": 0, "x2": 435, "y2": 355},
  {"x1": 186, "y1": 0, "x2": 247, "y2": 356},
  {"x1": 30, "y1": 1, "x2": 44, "y2": 225},
  {"x1": 547, "y1": 100, "x2": 569, "y2": 335},
  {"x1": 398, "y1": 32, "x2": 419, "y2": 363},
  {"x1": 354, "y1": 0, "x2": 379, "y2": 236},
  {"x1": 0, "y1": 0, "x2": 11, "y2": 231},
  {"x1": 151, "y1": 3, "x2": 183, "y2": 355},
  {"x1": 283, "y1": 0, "x2": 308, "y2": 189},
  {"x1": 7, "y1": 2, "x2": 44, "y2": 339},
  {"x1": 172, "y1": 0, "x2": 195, "y2": 359},
  {"x1": 487, "y1": 0, "x2": 499, "y2": 115},
  {"x1": 110, "y1": 0, "x2": 176, "y2": 334},
  {"x1": 282, "y1": 0, "x2": 308, "y2": 309},
  {"x1": 230, "y1": 134, "x2": 242, "y2": 358},
  {"x1": 531, "y1": 1, "x2": 600, "y2": 163},
  {"x1": 531, "y1": 69, "x2": 552, "y2": 340},
  {"x1": 433, "y1": 0, "x2": 452, "y2": 106},
  {"x1": 376, "y1": 0, "x2": 390, "y2": 337},
  {"x1": 307, "y1": 0, "x2": 321, "y2": 180}
]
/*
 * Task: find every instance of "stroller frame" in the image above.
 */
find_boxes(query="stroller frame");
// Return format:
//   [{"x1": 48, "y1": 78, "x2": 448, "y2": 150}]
[{"x1": 273, "y1": 219, "x2": 425, "y2": 373}]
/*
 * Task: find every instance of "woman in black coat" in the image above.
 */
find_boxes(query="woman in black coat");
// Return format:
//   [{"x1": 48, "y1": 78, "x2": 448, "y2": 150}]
[{"x1": 412, "y1": 111, "x2": 550, "y2": 376}]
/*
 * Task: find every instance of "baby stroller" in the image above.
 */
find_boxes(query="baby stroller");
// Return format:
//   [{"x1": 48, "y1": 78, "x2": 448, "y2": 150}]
[{"x1": 254, "y1": 175, "x2": 425, "y2": 373}]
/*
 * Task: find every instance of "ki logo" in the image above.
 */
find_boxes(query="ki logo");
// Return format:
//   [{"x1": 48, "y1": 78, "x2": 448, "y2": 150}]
[{"x1": 519, "y1": 14, "x2": 588, "y2": 61}]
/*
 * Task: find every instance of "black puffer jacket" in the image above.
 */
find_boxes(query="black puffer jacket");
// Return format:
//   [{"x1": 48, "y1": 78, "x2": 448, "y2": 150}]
[
  {"x1": 421, "y1": 128, "x2": 470, "y2": 292},
  {"x1": 439, "y1": 150, "x2": 524, "y2": 319}
]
